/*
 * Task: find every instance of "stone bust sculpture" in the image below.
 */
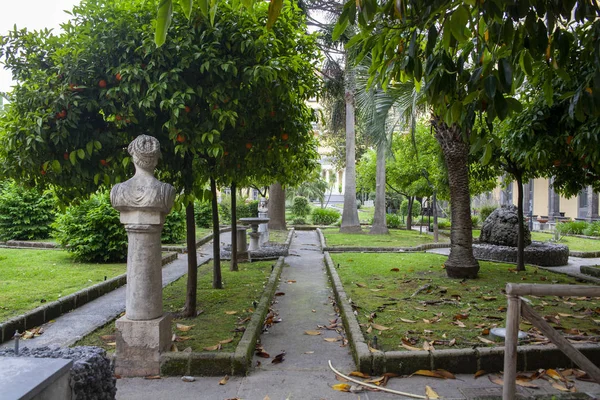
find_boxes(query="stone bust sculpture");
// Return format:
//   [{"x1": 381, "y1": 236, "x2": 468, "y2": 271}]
[{"x1": 110, "y1": 135, "x2": 175, "y2": 214}]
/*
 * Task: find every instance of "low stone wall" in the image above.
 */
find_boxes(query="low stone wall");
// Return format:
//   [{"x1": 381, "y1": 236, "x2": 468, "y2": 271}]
[
  {"x1": 472, "y1": 242, "x2": 569, "y2": 267},
  {"x1": 323, "y1": 251, "x2": 600, "y2": 375},
  {"x1": 581, "y1": 265, "x2": 600, "y2": 278},
  {"x1": 0, "y1": 346, "x2": 116, "y2": 400},
  {"x1": 0, "y1": 252, "x2": 178, "y2": 344}
]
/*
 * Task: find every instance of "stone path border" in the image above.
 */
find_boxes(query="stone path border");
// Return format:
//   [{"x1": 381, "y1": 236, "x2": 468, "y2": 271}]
[
  {"x1": 581, "y1": 266, "x2": 600, "y2": 279},
  {"x1": 323, "y1": 251, "x2": 600, "y2": 375},
  {"x1": 0, "y1": 251, "x2": 178, "y2": 345},
  {"x1": 159, "y1": 256, "x2": 285, "y2": 376},
  {"x1": 316, "y1": 227, "x2": 451, "y2": 253}
]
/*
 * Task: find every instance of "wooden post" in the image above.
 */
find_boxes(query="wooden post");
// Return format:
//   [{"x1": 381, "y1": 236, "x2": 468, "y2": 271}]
[{"x1": 503, "y1": 293, "x2": 521, "y2": 400}]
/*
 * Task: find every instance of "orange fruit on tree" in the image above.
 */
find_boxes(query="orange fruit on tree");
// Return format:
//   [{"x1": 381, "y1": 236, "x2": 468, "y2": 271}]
[
  {"x1": 176, "y1": 134, "x2": 185, "y2": 143},
  {"x1": 281, "y1": 133, "x2": 289, "y2": 141},
  {"x1": 246, "y1": 142, "x2": 252, "y2": 149},
  {"x1": 115, "y1": 73, "x2": 122, "y2": 81},
  {"x1": 98, "y1": 79, "x2": 107, "y2": 88}
]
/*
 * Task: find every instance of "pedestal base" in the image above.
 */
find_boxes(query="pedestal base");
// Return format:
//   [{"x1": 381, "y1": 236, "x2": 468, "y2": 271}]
[
  {"x1": 248, "y1": 232, "x2": 261, "y2": 251},
  {"x1": 115, "y1": 314, "x2": 172, "y2": 377}
]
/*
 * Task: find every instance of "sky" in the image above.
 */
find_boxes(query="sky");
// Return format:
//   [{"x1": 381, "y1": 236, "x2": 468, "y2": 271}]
[{"x1": 0, "y1": 0, "x2": 81, "y2": 94}]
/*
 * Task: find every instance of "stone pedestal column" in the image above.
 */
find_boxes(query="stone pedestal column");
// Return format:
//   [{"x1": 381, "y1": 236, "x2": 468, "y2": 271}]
[
  {"x1": 110, "y1": 135, "x2": 175, "y2": 377},
  {"x1": 236, "y1": 227, "x2": 249, "y2": 262},
  {"x1": 258, "y1": 197, "x2": 269, "y2": 245}
]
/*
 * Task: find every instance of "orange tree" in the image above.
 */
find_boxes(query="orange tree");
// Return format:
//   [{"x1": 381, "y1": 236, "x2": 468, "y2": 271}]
[
  {"x1": 335, "y1": 0, "x2": 600, "y2": 278},
  {"x1": 0, "y1": 0, "x2": 319, "y2": 312}
]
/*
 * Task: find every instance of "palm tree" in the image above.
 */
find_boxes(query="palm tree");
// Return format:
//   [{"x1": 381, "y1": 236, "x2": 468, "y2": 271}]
[{"x1": 354, "y1": 62, "x2": 425, "y2": 235}]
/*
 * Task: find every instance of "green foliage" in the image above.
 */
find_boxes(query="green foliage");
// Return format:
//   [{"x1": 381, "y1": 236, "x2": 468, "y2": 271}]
[
  {"x1": 556, "y1": 220, "x2": 588, "y2": 236},
  {"x1": 583, "y1": 221, "x2": 600, "y2": 237},
  {"x1": 219, "y1": 197, "x2": 258, "y2": 223},
  {"x1": 162, "y1": 209, "x2": 186, "y2": 244},
  {"x1": 194, "y1": 201, "x2": 214, "y2": 228},
  {"x1": 471, "y1": 215, "x2": 480, "y2": 228},
  {"x1": 385, "y1": 213, "x2": 404, "y2": 229},
  {"x1": 291, "y1": 196, "x2": 311, "y2": 217},
  {"x1": 0, "y1": 180, "x2": 56, "y2": 241},
  {"x1": 292, "y1": 216, "x2": 307, "y2": 225},
  {"x1": 479, "y1": 206, "x2": 497, "y2": 223},
  {"x1": 311, "y1": 208, "x2": 340, "y2": 226},
  {"x1": 400, "y1": 200, "x2": 421, "y2": 218},
  {"x1": 52, "y1": 192, "x2": 127, "y2": 262},
  {"x1": 437, "y1": 220, "x2": 450, "y2": 229}
]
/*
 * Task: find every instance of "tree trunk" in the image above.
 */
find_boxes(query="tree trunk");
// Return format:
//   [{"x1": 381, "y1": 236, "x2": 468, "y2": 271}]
[
  {"x1": 210, "y1": 177, "x2": 222, "y2": 289},
  {"x1": 230, "y1": 182, "x2": 238, "y2": 272},
  {"x1": 433, "y1": 117, "x2": 480, "y2": 279},
  {"x1": 515, "y1": 172, "x2": 526, "y2": 272},
  {"x1": 182, "y1": 201, "x2": 198, "y2": 317},
  {"x1": 433, "y1": 190, "x2": 439, "y2": 243},
  {"x1": 370, "y1": 142, "x2": 389, "y2": 234},
  {"x1": 267, "y1": 182, "x2": 286, "y2": 230},
  {"x1": 340, "y1": 62, "x2": 361, "y2": 233},
  {"x1": 407, "y1": 196, "x2": 415, "y2": 231}
]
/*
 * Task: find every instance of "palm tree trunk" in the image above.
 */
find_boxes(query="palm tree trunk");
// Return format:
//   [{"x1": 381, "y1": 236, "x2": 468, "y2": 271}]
[
  {"x1": 370, "y1": 142, "x2": 389, "y2": 234},
  {"x1": 268, "y1": 182, "x2": 286, "y2": 230},
  {"x1": 340, "y1": 63, "x2": 361, "y2": 233},
  {"x1": 210, "y1": 177, "x2": 223, "y2": 289},
  {"x1": 230, "y1": 182, "x2": 238, "y2": 272},
  {"x1": 433, "y1": 116, "x2": 480, "y2": 279}
]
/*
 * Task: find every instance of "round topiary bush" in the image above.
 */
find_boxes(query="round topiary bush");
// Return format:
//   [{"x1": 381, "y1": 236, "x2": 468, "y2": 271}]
[
  {"x1": 53, "y1": 191, "x2": 127, "y2": 262},
  {"x1": 194, "y1": 201, "x2": 213, "y2": 228},
  {"x1": 292, "y1": 196, "x2": 311, "y2": 217},
  {"x1": 0, "y1": 180, "x2": 56, "y2": 241}
]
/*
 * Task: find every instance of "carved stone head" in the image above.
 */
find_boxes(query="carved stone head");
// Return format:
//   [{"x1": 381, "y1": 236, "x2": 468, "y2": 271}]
[{"x1": 128, "y1": 135, "x2": 161, "y2": 171}]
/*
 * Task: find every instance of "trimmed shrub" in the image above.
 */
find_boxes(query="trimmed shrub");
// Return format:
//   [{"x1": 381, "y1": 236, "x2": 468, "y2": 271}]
[
  {"x1": 584, "y1": 221, "x2": 600, "y2": 237},
  {"x1": 162, "y1": 209, "x2": 186, "y2": 244},
  {"x1": 0, "y1": 180, "x2": 56, "y2": 241},
  {"x1": 556, "y1": 220, "x2": 588, "y2": 235},
  {"x1": 479, "y1": 205, "x2": 497, "y2": 223},
  {"x1": 291, "y1": 196, "x2": 311, "y2": 217},
  {"x1": 53, "y1": 192, "x2": 127, "y2": 262},
  {"x1": 219, "y1": 198, "x2": 258, "y2": 223},
  {"x1": 312, "y1": 208, "x2": 340, "y2": 225},
  {"x1": 471, "y1": 215, "x2": 480, "y2": 228},
  {"x1": 356, "y1": 199, "x2": 362, "y2": 209},
  {"x1": 386, "y1": 213, "x2": 404, "y2": 229},
  {"x1": 437, "y1": 220, "x2": 450, "y2": 229},
  {"x1": 400, "y1": 200, "x2": 422, "y2": 218}
]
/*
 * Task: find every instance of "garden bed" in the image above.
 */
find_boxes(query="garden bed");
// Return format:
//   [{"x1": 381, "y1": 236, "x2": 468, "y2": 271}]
[
  {"x1": 325, "y1": 252, "x2": 600, "y2": 374},
  {"x1": 320, "y1": 227, "x2": 448, "y2": 250},
  {"x1": 75, "y1": 258, "x2": 284, "y2": 375}
]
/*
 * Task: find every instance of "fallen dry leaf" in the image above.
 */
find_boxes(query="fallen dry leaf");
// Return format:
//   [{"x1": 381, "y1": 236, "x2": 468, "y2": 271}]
[
  {"x1": 256, "y1": 351, "x2": 270, "y2": 358},
  {"x1": 144, "y1": 375, "x2": 161, "y2": 380},
  {"x1": 477, "y1": 336, "x2": 495, "y2": 344},
  {"x1": 106, "y1": 342, "x2": 116, "y2": 346},
  {"x1": 304, "y1": 351, "x2": 314, "y2": 354},
  {"x1": 203, "y1": 344, "x2": 222, "y2": 351},
  {"x1": 434, "y1": 369, "x2": 456, "y2": 379},
  {"x1": 176, "y1": 323, "x2": 194, "y2": 332},
  {"x1": 371, "y1": 323, "x2": 391, "y2": 331},
  {"x1": 287, "y1": 280, "x2": 296, "y2": 283},
  {"x1": 274, "y1": 292, "x2": 285, "y2": 296},
  {"x1": 219, "y1": 338, "x2": 234, "y2": 344},
  {"x1": 356, "y1": 283, "x2": 367, "y2": 288},
  {"x1": 332, "y1": 383, "x2": 351, "y2": 392},
  {"x1": 100, "y1": 334, "x2": 116, "y2": 341},
  {"x1": 489, "y1": 376, "x2": 504, "y2": 386},
  {"x1": 412, "y1": 370, "x2": 447, "y2": 379},
  {"x1": 225, "y1": 311, "x2": 237, "y2": 315},
  {"x1": 305, "y1": 330, "x2": 322, "y2": 336},
  {"x1": 170, "y1": 344, "x2": 179, "y2": 352},
  {"x1": 219, "y1": 375, "x2": 229, "y2": 385},
  {"x1": 516, "y1": 379, "x2": 539, "y2": 388},
  {"x1": 271, "y1": 352, "x2": 285, "y2": 364},
  {"x1": 368, "y1": 345, "x2": 380, "y2": 353},
  {"x1": 400, "y1": 318, "x2": 416, "y2": 323},
  {"x1": 546, "y1": 369, "x2": 567, "y2": 382},
  {"x1": 425, "y1": 385, "x2": 440, "y2": 399},
  {"x1": 324, "y1": 338, "x2": 339, "y2": 342},
  {"x1": 474, "y1": 370, "x2": 488, "y2": 378},
  {"x1": 349, "y1": 371, "x2": 370, "y2": 378},
  {"x1": 390, "y1": 268, "x2": 400, "y2": 272},
  {"x1": 401, "y1": 343, "x2": 421, "y2": 351}
]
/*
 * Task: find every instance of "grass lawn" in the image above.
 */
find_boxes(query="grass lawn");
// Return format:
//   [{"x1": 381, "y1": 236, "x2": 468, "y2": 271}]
[
  {"x1": 473, "y1": 229, "x2": 600, "y2": 252},
  {"x1": 331, "y1": 253, "x2": 600, "y2": 352},
  {"x1": 357, "y1": 206, "x2": 374, "y2": 223},
  {"x1": 0, "y1": 249, "x2": 126, "y2": 321},
  {"x1": 267, "y1": 229, "x2": 289, "y2": 243},
  {"x1": 75, "y1": 260, "x2": 274, "y2": 352},
  {"x1": 321, "y1": 228, "x2": 448, "y2": 248}
]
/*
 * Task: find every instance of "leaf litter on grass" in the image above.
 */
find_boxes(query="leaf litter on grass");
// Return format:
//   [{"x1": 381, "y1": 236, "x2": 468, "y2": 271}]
[{"x1": 332, "y1": 253, "x2": 600, "y2": 351}]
